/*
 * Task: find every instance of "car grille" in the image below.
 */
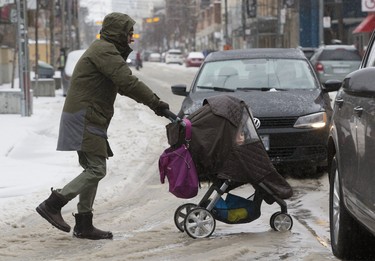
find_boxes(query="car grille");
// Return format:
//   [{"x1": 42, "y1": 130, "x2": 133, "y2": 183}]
[
  {"x1": 268, "y1": 145, "x2": 327, "y2": 162},
  {"x1": 258, "y1": 117, "x2": 298, "y2": 128}
]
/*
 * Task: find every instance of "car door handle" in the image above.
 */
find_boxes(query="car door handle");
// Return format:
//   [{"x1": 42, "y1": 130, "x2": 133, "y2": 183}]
[
  {"x1": 354, "y1": 106, "x2": 363, "y2": 117},
  {"x1": 335, "y1": 97, "x2": 344, "y2": 107}
]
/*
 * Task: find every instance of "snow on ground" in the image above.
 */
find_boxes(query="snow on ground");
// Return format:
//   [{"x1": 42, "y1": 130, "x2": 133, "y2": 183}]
[{"x1": 0, "y1": 68, "x2": 338, "y2": 260}]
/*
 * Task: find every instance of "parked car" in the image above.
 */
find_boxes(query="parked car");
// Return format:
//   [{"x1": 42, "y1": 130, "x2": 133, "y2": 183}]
[
  {"x1": 61, "y1": 49, "x2": 86, "y2": 96},
  {"x1": 310, "y1": 44, "x2": 362, "y2": 85},
  {"x1": 299, "y1": 47, "x2": 316, "y2": 60},
  {"x1": 165, "y1": 49, "x2": 183, "y2": 65},
  {"x1": 171, "y1": 48, "x2": 338, "y2": 177},
  {"x1": 126, "y1": 51, "x2": 137, "y2": 66},
  {"x1": 327, "y1": 31, "x2": 375, "y2": 260},
  {"x1": 185, "y1": 51, "x2": 205, "y2": 67},
  {"x1": 148, "y1": 52, "x2": 161, "y2": 62},
  {"x1": 34, "y1": 60, "x2": 54, "y2": 78}
]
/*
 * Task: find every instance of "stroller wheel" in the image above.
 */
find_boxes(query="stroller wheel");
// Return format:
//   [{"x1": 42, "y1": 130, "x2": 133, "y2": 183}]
[
  {"x1": 174, "y1": 203, "x2": 197, "y2": 232},
  {"x1": 270, "y1": 212, "x2": 293, "y2": 232},
  {"x1": 184, "y1": 207, "x2": 216, "y2": 239},
  {"x1": 269, "y1": 211, "x2": 280, "y2": 230}
]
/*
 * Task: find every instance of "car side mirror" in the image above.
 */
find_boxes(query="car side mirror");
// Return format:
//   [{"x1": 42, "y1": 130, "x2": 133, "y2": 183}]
[
  {"x1": 343, "y1": 67, "x2": 375, "y2": 95},
  {"x1": 171, "y1": 84, "x2": 188, "y2": 96},
  {"x1": 323, "y1": 79, "x2": 342, "y2": 92}
]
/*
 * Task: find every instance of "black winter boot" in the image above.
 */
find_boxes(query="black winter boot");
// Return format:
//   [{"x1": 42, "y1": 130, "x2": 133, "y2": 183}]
[
  {"x1": 36, "y1": 189, "x2": 71, "y2": 232},
  {"x1": 73, "y1": 212, "x2": 113, "y2": 240}
]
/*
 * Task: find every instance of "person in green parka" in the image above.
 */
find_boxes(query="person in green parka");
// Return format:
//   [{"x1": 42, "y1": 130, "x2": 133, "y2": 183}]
[{"x1": 36, "y1": 12, "x2": 169, "y2": 240}]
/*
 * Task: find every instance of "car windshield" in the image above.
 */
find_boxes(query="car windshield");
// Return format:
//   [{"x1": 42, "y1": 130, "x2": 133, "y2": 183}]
[
  {"x1": 319, "y1": 49, "x2": 361, "y2": 61},
  {"x1": 194, "y1": 58, "x2": 318, "y2": 91}
]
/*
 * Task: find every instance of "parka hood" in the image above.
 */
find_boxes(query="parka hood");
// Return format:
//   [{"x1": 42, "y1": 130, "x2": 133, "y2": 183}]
[{"x1": 100, "y1": 12, "x2": 135, "y2": 56}]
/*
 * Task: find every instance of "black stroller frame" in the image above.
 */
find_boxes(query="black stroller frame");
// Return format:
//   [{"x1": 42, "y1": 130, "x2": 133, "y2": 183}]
[
  {"x1": 173, "y1": 179, "x2": 292, "y2": 239},
  {"x1": 162, "y1": 98, "x2": 293, "y2": 239}
]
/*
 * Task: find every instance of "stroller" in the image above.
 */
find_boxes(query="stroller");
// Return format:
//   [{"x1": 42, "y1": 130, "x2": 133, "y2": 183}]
[{"x1": 162, "y1": 95, "x2": 293, "y2": 239}]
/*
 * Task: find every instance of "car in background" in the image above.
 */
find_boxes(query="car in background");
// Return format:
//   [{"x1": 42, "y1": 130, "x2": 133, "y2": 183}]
[
  {"x1": 171, "y1": 48, "x2": 339, "y2": 177},
  {"x1": 149, "y1": 52, "x2": 161, "y2": 62},
  {"x1": 310, "y1": 45, "x2": 361, "y2": 85},
  {"x1": 165, "y1": 49, "x2": 183, "y2": 65},
  {"x1": 126, "y1": 51, "x2": 137, "y2": 66},
  {"x1": 185, "y1": 51, "x2": 205, "y2": 67},
  {"x1": 327, "y1": 31, "x2": 375, "y2": 260},
  {"x1": 35, "y1": 60, "x2": 54, "y2": 78},
  {"x1": 62, "y1": 49, "x2": 86, "y2": 96},
  {"x1": 299, "y1": 47, "x2": 316, "y2": 60}
]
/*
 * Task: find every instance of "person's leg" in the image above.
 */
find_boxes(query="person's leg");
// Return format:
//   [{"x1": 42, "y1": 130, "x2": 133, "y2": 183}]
[
  {"x1": 57, "y1": 151, "x2": 112, "y2": 239},
  {"x1": 36, "y1": 151, "x2": 108, "y2": 235},
  {"x1": 58, "y1": 151, "x2": 106, "y2": 212}
]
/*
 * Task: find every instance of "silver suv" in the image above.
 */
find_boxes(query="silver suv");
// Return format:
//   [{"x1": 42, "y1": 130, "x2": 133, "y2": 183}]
[
  {"x1": 310, "y1": 45, "x2": 361, "y2": 85},
  {"x1": 327, "y1": 32, "x2": 375, "y2": 259}
]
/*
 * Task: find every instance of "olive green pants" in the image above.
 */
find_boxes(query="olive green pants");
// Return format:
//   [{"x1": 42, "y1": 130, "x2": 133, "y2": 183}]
[{"x1": 57, "y1": 151, "x2": 107, "y2": 213}]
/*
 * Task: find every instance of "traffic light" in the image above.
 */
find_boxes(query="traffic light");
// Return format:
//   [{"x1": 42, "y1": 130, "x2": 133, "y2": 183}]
[{"x1": 145, "y1": 17, "x2": 160, "y2": 23}]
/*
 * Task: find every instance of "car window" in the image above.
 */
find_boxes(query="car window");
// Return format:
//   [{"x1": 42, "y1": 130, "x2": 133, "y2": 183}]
[
  {"x1": 168, "y1": 51, "x2": 182, "y2": 55},
  {"x1": 319, "y1": 49, "x2": 361, "y2": 61},
  {"x1": 194, "y1": 58, "x2": 318, "y2": 91},
  {"x1": 363, "y1": 43, "x2": 375, "y2": 68}
]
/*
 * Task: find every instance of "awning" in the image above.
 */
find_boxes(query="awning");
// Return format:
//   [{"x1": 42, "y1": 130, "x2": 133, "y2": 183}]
[{"x1": 353, "y1": 14, "x2": 375, "y2": 34}]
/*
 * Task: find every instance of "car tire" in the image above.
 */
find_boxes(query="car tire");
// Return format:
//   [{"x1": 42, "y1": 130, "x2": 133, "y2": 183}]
[{"x1": 329, "y1": 155, "x2": 375, "y2": 259}]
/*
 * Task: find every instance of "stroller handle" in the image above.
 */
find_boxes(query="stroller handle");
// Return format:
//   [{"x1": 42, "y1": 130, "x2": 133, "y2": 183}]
[{"x1": 162, "y1": 109, "x2": 178, "y2": 121}]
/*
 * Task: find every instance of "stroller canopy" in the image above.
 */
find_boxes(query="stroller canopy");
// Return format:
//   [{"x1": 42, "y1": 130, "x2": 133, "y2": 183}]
[{"x1": 167, "y1": 95, "x2": 292, "y2": 199}]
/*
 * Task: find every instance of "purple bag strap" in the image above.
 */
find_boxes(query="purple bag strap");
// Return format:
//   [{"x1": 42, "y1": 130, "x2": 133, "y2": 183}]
[{"x1": 183, "y1": 118, "x2": 192, "y2": 141}]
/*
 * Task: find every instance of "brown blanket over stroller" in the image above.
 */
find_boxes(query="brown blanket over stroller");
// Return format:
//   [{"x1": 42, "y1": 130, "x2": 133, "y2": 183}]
[{"x1": 166, "y1": 94, "x2": 292, "y2": 199}]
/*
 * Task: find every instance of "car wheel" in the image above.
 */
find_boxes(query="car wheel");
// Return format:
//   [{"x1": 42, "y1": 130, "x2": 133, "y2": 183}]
[{"x1": 329, "y1": 155, "x2": 375, "y2": 259}]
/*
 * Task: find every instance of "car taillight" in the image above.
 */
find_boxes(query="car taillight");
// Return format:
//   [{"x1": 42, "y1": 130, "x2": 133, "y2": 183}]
[{"x1": 316, "y1": 63, "x2": 324, "y2": 72}]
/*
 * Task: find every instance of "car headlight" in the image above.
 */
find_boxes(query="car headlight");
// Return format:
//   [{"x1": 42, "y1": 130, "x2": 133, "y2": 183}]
[{"x1": 294, "y1": 112, "x2": 327, "y2": 129}]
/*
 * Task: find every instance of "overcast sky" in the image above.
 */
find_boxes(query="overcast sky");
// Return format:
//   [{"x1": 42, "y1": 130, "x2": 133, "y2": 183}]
[{"x1": 80, "y1": 0, "x2": 164, "y2": 23}]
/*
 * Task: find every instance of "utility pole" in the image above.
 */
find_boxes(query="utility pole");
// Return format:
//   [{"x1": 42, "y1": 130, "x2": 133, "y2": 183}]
[
  {"x1": 224, "y1": 0, "x2": 229, "y2": 46},
  {"x1": 35, "y1": 0, "x2": 39, "y2": 79},
  {"x1": 16, "y1": 0, "x2": 32, "y2": 116},
  {"x1": 50, "y1": 0, "x2": 56, "y2": 67},
  {"x1": 319, "y1": 0, "x2": 324, "y2": 45}
]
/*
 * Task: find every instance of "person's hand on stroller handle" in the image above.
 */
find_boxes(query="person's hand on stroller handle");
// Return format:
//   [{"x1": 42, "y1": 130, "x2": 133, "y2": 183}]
[{"x1": 152, "y1": 100, "x2": 170, "y2": 117}]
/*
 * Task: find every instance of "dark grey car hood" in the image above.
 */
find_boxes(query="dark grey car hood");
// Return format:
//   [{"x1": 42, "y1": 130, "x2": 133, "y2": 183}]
[{"x1": 180, "y1": 89, "x2": 331, "y2": 118}]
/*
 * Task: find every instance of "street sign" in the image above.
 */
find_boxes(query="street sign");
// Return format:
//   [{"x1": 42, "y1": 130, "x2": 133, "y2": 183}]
[
  {"x1": 323, "y1": 16, "x2": 331, "y2": 28},
  {"x1": 362, "y1": 0, "x2": 375, "y2": 12}
]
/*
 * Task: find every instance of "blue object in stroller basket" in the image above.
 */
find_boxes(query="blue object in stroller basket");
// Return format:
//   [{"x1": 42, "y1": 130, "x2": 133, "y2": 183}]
[
  {"x1": 162, "y1": 95, "x2": 294, "y2": 239},
  {"x1": 212, "y1": 193, "x2": 261, "y2": 224}
]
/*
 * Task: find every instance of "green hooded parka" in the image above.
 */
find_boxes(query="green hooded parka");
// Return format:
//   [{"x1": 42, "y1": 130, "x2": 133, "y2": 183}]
[{"x1": 57, "y1": 12, "x2": 160, "y2": 158}]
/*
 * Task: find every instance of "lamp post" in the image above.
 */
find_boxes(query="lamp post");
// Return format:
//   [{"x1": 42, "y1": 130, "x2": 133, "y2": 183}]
[{"x1": 16, "y1": 0, "x2": 32, "y2": 116}]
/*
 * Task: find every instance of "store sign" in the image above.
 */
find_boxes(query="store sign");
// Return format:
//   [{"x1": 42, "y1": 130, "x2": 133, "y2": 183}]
[
  {"x1": 323, "y1": 16, "x2": 331, "y2": 28},
  {"x1": 362, "y1": 0, "x2": 375, "y2": 12},
  {"x1": 0, "y1": 0, "x2": 14, "y2": 8}
]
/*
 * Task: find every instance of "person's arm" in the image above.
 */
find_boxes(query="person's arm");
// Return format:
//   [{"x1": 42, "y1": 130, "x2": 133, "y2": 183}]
[{"x1": 94, "y1": 44, "x2": 169, "y2": 115}]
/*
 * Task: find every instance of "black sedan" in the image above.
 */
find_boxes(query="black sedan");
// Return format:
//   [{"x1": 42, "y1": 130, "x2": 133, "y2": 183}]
[
  {"x1": 171, "y1": 48, "x2": 340, "y2": 177},
  {"x1": 327, "y1": 30, "x2": 375, "y2": 260}
]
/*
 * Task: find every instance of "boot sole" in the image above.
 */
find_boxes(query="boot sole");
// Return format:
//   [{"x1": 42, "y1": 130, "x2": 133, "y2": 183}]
[
  {"x1": 73, "y1": 231, "x2": 113, "y2": 240},
  {"x1": 36, "y1": 205, "x2": 71, "y2": 233}
]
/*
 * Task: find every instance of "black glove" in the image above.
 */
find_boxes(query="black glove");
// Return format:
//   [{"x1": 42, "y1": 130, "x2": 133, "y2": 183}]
[{"x1": 152, "y1": 100, "x2": 170, "y2": 117}]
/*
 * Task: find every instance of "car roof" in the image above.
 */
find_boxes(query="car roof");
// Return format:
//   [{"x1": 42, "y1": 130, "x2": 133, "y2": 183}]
[
  {"x1": 205, "y1": 48, "x2": 306, "y2": 62},
  {"x1": 319, "y1": 44, "x2": 357, "y2": 50},
  {"x1": 64, "y1": 49, "x2": 86, "y2": 76},
  {"x1": 168, "y1": 49, "x2": 182, "y2": 53},
  {"x1": 188, "y1": 52, "x2": 204, "y2": 58}
]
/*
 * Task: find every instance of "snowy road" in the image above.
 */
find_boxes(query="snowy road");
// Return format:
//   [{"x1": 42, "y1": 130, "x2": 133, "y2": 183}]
[{"x1": 0, "y1": 62, "x2": 338, "y2": 260}]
